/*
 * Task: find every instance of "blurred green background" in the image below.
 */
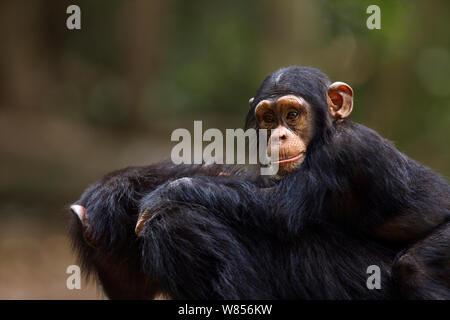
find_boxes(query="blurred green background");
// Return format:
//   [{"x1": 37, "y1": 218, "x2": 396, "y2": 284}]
[{"x1": 0, "y1": 0, "x2": 449, "y2": 299}]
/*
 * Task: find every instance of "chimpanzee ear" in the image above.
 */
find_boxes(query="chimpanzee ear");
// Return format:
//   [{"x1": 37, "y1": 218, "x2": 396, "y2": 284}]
[
  {"x1": 71, "y1": 204, "x2": 98, "y2": 248},
  {"x1": 326, "y1": 82, "x2": 353, "y2": 119},
  {"x1": 248, "y1": 97, "x2": 254, "y2": 108}
]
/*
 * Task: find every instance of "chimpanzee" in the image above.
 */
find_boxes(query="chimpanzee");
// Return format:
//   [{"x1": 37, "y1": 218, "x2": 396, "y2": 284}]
[
  {"x1": 70, "y1": 66, "x2": 449, "y2": 299},
  {"x1": 70, "y1": 163, "x2": 274, "y2": 299}
]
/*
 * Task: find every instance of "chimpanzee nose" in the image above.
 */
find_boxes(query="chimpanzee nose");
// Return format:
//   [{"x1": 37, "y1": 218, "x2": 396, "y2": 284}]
[
  {"x1": 270, "y1": 126, "x2": 292, "y2": 146},
  {"x1": 276, "y1": 126, "x2": 291, "y2": 142}
]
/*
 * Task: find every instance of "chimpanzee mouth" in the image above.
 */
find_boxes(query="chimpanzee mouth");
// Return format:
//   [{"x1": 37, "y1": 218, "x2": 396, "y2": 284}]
[{"x1": 273, "y1": 152, "x2": 305, "y2": 164}]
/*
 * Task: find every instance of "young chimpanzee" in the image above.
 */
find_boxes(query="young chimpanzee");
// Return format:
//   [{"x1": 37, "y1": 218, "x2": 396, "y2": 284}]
[{"x1": 70, "y1": 66, "x2": 449, "y2": 299}]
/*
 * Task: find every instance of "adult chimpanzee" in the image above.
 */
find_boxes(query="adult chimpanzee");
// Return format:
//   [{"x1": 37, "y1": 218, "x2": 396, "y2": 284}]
[
  {"x1": 70, "y1": 66, "x2": 449, "y2": 299},
  {"x1": 70, "y1": 163, "x2": 273, "y2": 299}
]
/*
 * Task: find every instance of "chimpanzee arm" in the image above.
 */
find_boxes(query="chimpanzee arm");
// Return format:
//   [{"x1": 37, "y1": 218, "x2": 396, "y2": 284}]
[
  {"x1": 71, "y1": 162, "x2": 268, "y2": 249},
  {"x1": 315, "y1": 123, "x2": 450, "y2": 299},
  {"x1": 373, "y1": 161, "x2": 450, "y2": 243},
  {"x1": 133, "y1": 174, "x2": 295, "y2": 299},
  {"x1": 135, "y1": 176, "x2": 279, "y2": 240},
  {"x1": 393, "y1": 221, "x2": 450, "y2": 299},
  {"x1": 305, "y1": 122, "x2": 450, "y2": 243},
  {"x1": 69, "y1": 162, "x2": 270, "y2": 299},
  {"x1": 137, "y1": 193, "x2": 271, "y2": 299}
]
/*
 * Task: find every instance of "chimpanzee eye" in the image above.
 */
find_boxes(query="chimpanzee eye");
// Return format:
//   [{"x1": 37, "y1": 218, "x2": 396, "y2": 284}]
[
  {"x1": 287, "y1": 111, "x2": 298, "y2": 120},
  {"x1": 263, "y1": 114, "x2": 274, "y2": 123}
]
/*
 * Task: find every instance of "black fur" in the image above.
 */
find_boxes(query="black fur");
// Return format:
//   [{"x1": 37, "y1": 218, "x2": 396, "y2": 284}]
[
  {"x1": 70, "y1": 66, "x2": 449, "y2": 299},
  {"x1": 70, "y1": 163, "x2": 272, "y2": 299}
]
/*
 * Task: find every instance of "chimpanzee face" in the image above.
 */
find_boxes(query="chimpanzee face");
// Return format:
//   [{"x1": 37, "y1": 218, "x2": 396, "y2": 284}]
[
  {"x1": 249, "y1": 71, "x2": 354, "y2": 176},
  {"x1": 254, "y1": 94, "x2": 314, "y2": 175}
]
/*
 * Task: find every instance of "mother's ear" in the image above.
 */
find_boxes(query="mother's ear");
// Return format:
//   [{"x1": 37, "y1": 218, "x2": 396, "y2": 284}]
[
  {"x1": 71, "y1": 204, "x2": 98, "y2": 248},
  {"x1": 326, "y1": 82, "x2": 353, "y2": 119},
  {"x1": 248, "y1": 97, "x2": 254, "y2": 108}
]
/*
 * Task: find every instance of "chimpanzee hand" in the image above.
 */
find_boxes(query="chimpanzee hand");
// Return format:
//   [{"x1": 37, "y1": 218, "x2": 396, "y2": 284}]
[{"x1": 134, "y1": 176, "x2": 270, "y2": 299}]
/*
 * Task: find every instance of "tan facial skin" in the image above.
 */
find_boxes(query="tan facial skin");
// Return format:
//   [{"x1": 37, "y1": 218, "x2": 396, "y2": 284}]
[
  {"x1": 255, "y1": 95, "x2": 313, "y2": 175},
  {"x1": 252, "y1": 82, "x2": 353, "y2": 175}
]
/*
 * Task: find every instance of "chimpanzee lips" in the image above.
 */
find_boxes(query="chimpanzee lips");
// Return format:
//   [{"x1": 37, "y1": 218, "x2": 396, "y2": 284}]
[{"x1": 272, "y1": 151, "x2": 305, "y2": 164}]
